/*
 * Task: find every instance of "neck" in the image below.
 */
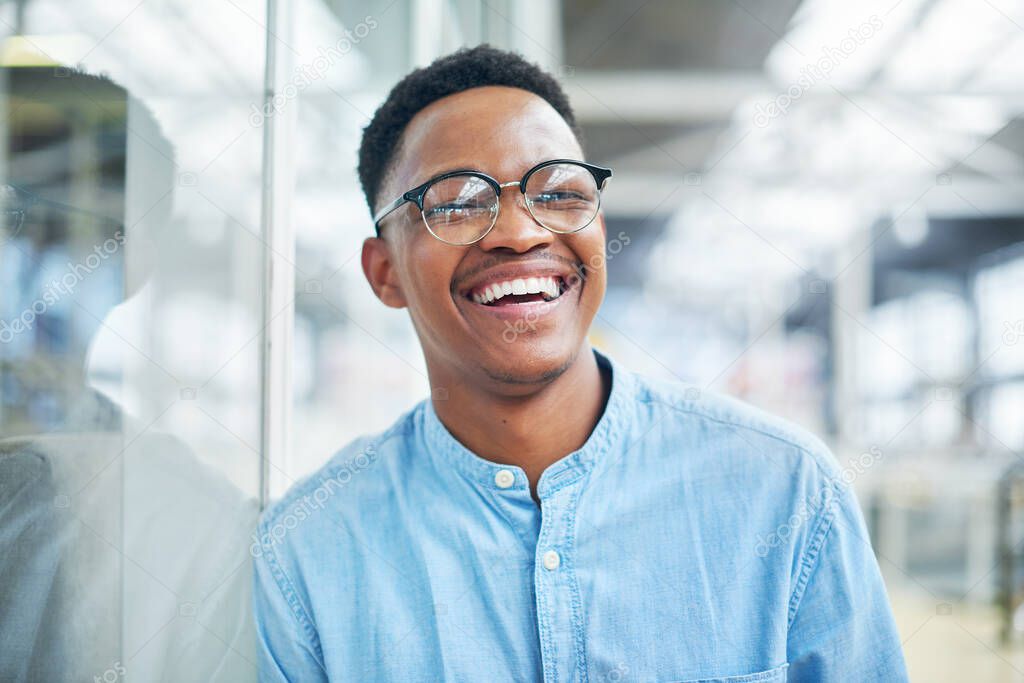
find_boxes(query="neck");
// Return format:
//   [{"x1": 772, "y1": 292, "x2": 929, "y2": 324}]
[{"x1": 429, "y1": 344, "x2": 611, "y2": 502}]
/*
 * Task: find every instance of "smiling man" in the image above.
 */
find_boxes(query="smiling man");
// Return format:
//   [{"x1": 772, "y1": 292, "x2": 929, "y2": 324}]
[{"x1": 252, "y1": 46, "x2": 909, "y2": 682}]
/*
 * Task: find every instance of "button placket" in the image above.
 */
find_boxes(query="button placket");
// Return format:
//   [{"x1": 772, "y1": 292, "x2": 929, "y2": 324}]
[{"x1": 534, "y1": 482, "x2": 586, "y2": 683}]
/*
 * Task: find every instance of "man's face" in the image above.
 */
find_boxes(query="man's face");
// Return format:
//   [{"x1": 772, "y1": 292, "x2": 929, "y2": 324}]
[{"x1": 362, "y1": 86, "x2": 607, "y2": 391}]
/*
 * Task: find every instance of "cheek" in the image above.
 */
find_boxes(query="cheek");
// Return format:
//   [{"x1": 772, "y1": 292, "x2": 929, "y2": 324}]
[
  {"x1": 570, "y1": 231, "x2": 608, "y2": 281},
  {"x1": 565, "y1": 231, "x2": 608, "y2": 316},
  {"x1": 404, "y1": 241, "x2": 462, "y2": 309}
]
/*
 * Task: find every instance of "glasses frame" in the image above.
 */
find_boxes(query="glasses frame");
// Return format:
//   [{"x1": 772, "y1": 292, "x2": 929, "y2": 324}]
[{"x1": 372, "y1": 158, "x2": 612, "y2": 245}]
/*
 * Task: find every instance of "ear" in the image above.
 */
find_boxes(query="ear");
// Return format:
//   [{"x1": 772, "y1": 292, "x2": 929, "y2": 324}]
[{"x1": 361, "y1": 236, "x2": 407, "y2": 308}]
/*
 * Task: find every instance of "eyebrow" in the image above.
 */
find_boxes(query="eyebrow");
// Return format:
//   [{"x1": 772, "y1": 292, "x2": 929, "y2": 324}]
[
  {"x1": 410, "y1": 157, "x2": 583, "y2": 187},
  {"x1": 411, "y1": 165, "x2": 482, "y2": 185}
]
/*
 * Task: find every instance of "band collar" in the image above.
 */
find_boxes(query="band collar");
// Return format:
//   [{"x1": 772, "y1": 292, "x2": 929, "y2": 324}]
[{"x1": 422, "y1": 348, "x2": 632, "y2": 499}]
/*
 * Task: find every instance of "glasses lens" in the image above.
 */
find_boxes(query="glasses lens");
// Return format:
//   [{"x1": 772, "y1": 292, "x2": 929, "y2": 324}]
[
  {"x1": 421, "y1": 175, "x2": 497, "y2": 244},
  {"x1": 524, "y1": 163, "x2": 601, "y2": 233}
]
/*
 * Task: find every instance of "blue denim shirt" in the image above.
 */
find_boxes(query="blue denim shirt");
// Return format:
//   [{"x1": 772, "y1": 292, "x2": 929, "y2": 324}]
[{"x1": 252, "y1": 350, "x2": 908, "y2": 682}]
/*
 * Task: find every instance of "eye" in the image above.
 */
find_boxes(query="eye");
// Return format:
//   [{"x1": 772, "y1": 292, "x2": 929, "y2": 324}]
[
  {"x1": 424, "y1": 203, "x2": 492, "y2": 222},
  {"x1": 425, "y1": 203, "x2": 462, "y2": 218},
  {"x1": 529, "y1": 190, "x2": 595, "y2": 211},
  {"x1": 533, "y1": 190, "x2": 587, "y2": 203}
]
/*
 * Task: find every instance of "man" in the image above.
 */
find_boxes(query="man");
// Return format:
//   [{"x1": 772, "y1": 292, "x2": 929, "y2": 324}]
[{"x1": 252, "y1": 45, "x2": 908, "y2": 682}]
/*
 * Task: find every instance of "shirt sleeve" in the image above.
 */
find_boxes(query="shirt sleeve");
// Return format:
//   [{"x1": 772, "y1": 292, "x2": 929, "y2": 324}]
[
  {"x1": 252, "y1": 532, "x2": 328, "y2": 683},
  {"x1": 785, "y1": 481, "x2": 910, "y2": 682}
]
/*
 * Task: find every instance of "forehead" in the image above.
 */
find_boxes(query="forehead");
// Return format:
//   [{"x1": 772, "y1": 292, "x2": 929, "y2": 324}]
[{"x1": 390, "y1": 86, "x2": 582, "y2": 186}]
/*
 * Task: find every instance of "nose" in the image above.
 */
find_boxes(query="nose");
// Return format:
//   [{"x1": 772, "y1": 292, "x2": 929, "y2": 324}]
[{"x1": 475, "y1": 182, "x2": 552, "y2": 253}]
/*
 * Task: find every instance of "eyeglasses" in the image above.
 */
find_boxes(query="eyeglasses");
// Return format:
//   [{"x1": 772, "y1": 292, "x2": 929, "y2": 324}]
[{"x1": 372, "y1": 159, "x2": 612, "y2": 246}]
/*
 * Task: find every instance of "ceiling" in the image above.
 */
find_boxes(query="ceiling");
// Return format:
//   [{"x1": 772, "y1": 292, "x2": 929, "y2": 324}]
[{"x1": 558, "y1": 0, "x2": 1024, "y2": 292}]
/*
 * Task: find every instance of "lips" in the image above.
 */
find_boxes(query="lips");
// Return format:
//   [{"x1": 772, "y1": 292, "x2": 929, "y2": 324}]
[
  {"x1": 458, "y1": 260, "x2": 581, "y2": 297},
  {"x1": 453, "y1": 260, "x2": 585, "y2": 323}
]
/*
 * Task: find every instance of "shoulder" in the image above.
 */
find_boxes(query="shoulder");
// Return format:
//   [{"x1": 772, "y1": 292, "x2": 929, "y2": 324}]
[
  {"x1": 626, "y1": 368, "x2": 843, "y2": 485},
  {"x1": 256, "y1": 401, "x2": 420, "y2": 536},
  {"x1": 625, "y1": 370, "x2": 864, "y2": 583},
  {"x1": 0, "y1": 442, "x2": 54, "y2": 491}
]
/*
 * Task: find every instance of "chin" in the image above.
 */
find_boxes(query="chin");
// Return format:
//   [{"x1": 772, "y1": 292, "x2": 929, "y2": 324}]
[{"x1": 478, "y1": 339, "x2": 579, "y2": 387}]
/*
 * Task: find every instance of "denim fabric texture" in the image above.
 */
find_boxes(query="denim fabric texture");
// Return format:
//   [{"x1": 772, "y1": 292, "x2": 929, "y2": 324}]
[{"x1": 253, "y1": 349, "x2": 908, "y2": 682}]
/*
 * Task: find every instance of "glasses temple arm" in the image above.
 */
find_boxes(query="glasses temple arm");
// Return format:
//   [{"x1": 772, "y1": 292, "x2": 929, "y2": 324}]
[{"x1": 372, "y1": 195, "x2": 410, "y2": 232}]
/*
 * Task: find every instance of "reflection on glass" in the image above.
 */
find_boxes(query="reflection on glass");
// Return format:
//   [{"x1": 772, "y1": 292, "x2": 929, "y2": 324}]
[{"x1": 1, "y1": 11, "x2": 263, "y2": 679}]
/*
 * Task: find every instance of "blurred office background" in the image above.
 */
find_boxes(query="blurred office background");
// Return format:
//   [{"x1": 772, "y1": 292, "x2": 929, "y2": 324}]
[{"x1": 1, "y1": 0, "x2": 1023, "y2": 680}]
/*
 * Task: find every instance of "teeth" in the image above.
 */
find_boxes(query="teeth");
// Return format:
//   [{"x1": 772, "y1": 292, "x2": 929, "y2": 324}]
[{"x1": 471, "y1": 275, "x2": 563, "y2": 305}]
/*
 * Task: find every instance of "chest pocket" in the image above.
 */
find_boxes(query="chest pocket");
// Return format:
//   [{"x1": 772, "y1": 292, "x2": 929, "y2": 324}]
[{"x1": 667, "y1": 662, "x2": 788, "y2": 682}]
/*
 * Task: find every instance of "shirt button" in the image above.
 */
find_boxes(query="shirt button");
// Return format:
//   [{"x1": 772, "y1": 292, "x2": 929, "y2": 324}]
[
  {"x1": 542, "y1": 550, "x2": 561, "y2": 571},
  {"x1": 494, "y1": 469, "x2": 515, "y2": 489}
]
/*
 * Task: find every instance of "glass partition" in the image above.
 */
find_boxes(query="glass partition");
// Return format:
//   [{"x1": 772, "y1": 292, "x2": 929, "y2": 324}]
[{"x1": 1, "y1": 2, "x2": 267, "y2": 680}]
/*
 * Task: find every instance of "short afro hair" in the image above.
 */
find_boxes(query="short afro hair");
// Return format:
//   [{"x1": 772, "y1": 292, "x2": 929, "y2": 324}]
[{"x1": 357, "y1": 44, "x2": 581, "y2": 215}]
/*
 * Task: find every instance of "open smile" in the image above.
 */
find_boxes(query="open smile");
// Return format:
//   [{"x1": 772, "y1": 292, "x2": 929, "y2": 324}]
[
  {"x1": 456, "y1": 268, "x2": 584, "y2": 321},
  {"x1": 470, "y1": 275, "x2": 565, "y2": 305}
]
